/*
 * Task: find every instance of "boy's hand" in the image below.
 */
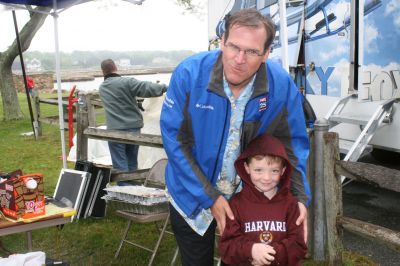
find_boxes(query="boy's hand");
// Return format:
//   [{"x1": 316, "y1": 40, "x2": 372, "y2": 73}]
[
  {"x1": 211, "y1": 196, "x2": 234, "y2": 234},
  {"x1": 296, "y1": 202, "x2": 308, "y2": 243},
  {"x1": 251, "y1": 243, "x2": 275, "y2": 265}
]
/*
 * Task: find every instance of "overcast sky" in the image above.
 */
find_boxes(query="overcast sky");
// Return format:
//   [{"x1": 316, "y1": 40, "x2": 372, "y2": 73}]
[{"x1": 0, "y1": 0, "x2": 208, "y2": 52}]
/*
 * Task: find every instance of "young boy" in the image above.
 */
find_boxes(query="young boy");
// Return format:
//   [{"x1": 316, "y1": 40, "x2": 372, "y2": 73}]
[{"x1": 219, "y1": 134, "x2": 307, "y2": 266}]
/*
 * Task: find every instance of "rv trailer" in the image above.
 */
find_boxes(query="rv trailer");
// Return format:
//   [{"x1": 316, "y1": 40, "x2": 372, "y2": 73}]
[{"x1": 208, "y1": 0, "x2": 400, "y2": 163}]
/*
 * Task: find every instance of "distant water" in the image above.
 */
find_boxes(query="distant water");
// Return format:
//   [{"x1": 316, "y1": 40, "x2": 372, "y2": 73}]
[{"x1": 54, "y1": 73, "x2": 172, "y2": 91}]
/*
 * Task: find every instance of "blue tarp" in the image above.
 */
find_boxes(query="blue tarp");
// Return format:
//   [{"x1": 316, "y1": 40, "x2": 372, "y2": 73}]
[{"x1": 0, "y1": 0, "x2": 89, "y2": 9}]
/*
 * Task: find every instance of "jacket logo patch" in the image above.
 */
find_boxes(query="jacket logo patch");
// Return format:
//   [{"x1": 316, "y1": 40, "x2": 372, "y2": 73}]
[
  {"x1": 195, "y1": 103, "x2": 214, "y2": 110},
  {"x1": 259, "y1": 97, "x2": 268, "y2": 112}
]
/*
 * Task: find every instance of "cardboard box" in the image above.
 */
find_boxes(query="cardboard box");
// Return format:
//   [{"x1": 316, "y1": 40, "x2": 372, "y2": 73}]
[{"x1": 0, "y1": 173, "x2": 45, "y2": 220}]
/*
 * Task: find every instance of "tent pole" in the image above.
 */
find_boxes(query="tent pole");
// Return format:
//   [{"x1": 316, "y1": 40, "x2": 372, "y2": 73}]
[
  {"x1": 52, "y1": 2, "x2": 67, "y2": 169},
  {"x1": 278, "y1": 0, "x2": 289, "y2": 72},
  {"x1": 12, "y1": 10, "x2": 38, "y2": 140}
]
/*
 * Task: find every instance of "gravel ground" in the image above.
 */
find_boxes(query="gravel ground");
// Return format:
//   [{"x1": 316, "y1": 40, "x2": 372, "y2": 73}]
[
  {"x1": 343, "y1": 182, "x2": 400, "y2": 265},
  {"x1": 341, "y1": 153, "x2": 400, "y2": 266}
]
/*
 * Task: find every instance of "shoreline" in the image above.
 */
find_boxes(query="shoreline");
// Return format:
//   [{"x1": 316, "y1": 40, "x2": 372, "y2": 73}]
[
  {"x1": 13, "y1": 66, "x2": 175, "y2": 93},
  {"x1": 19, "y1": 66, "x2": 176, "y2": 83},
  {"x1": 55, "y1": 66, "x2": 175, "y2": 82}
]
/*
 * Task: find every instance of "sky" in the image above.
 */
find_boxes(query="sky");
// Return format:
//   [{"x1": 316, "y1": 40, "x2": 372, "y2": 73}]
[{"x1": 0, "y1": 0, "x2": 209, "y2": 52}]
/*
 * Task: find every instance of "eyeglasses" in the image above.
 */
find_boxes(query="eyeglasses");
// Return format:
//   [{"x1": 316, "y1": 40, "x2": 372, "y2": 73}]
[{"x1": 224, "y1": 42, "x2": 265, "y2": 57}]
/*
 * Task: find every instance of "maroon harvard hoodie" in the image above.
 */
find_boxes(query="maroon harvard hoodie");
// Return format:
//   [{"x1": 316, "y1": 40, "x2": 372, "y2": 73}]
[{"x1": 219, "y1": 134, "x2": 307, "y2": 266}]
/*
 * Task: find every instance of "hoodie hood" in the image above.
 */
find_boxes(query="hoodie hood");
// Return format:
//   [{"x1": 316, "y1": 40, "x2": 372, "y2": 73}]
[{"x1": 234, "y1": 134, "x2": 293, "y2": 200}]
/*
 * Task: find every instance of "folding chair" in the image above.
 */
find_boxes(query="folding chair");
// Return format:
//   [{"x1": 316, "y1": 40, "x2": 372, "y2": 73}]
[{"x1": 114, "y1": 159, "x2": 171, "y2": 266}]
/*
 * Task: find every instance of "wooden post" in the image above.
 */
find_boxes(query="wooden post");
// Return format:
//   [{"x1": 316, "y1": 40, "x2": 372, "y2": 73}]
[
  {"x1": 312, "y1": 119, "x2": 329, "y2": 260},
  {"x1": 86, "y1": 93, "x2": 97, "y2": 127},
  {"x1": 323, "y1": 132, "x2": 343, "y2": 265},
  {"x1": 76, "y1": 92, "x2": 89, "y2": 161},
  {"x1": 307, "y1": 129, "x2": 315, "y2": 257}
]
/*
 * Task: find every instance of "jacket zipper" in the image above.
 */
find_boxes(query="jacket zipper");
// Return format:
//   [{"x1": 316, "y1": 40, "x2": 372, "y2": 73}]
[{"x1": 211, "y1": 98, "x2": 229, "y2": 184}]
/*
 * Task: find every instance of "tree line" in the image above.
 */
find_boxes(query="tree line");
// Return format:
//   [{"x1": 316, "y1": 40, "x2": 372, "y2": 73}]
[{"x1": 12, "y1": 50, "x2": 196, "y2": 71}]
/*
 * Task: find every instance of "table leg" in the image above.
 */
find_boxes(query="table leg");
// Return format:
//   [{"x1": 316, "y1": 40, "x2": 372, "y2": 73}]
[{"x1": 27, "y1": 231, "x2": 32, "y2": 251}]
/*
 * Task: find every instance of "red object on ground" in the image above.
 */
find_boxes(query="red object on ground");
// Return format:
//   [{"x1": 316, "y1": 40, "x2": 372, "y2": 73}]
[{"x1": 68, "y1": 85, "x2": 79, "y2": 150}]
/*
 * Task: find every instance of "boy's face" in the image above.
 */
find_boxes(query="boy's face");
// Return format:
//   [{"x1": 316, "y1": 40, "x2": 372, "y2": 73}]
[{"x1": 244, "y1": 157, "x2": 285, "y2": 195}]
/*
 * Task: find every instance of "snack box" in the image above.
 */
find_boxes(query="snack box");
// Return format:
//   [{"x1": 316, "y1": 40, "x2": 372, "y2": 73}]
[{"x1": 0, "y1": 173, "x2": 45, "y2": 220}]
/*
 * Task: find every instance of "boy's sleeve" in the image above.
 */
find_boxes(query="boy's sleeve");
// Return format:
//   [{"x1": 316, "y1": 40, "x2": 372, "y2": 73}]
[
  {"x1": 219, "y1": 200, "x2": 254, "y2": 265},
  {"x1": 269, "y1": 200, "x2": 308, "y2": 265}
]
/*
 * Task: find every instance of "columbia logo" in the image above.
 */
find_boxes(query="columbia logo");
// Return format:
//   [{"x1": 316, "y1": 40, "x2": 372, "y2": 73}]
[{"x1": 196, "y1": 103, "x2": 214, "y2": 110}]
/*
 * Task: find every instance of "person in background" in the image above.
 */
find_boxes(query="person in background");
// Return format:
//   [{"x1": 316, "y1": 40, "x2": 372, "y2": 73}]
[
  {"x1": 26, "y1": 76, "x2": 35, "y2": 97},
  {"x1": 219, "y1": 133, "x2": 307, "y2": 266},
  {"x1": 99, "y1": 59, "x2": 167, "y2": 181},
  {"x1": 160, "y1": 8, "x2": 310, "y2": 266}
]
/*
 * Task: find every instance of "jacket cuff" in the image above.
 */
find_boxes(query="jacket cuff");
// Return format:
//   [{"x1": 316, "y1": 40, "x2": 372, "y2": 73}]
[
  {"x1": 296, "y1": 194, "x2": 310, "y2": 207},
  {"x1": 244, "y1": 243, "x2": 254, "y2": 262},
  {"x1": 201, "y1": 196, "x2": 217, "y2": 210}
]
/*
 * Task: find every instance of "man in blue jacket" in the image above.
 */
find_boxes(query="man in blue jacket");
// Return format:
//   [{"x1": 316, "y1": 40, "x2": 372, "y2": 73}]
[{"x1": 160, "y1": 9, "x2": 311, "y2": 265}]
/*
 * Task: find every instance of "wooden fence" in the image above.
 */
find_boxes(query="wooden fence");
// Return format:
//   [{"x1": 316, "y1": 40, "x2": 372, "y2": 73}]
[
  {"x1": 311, "y1": 119, "x2": 400, "y2": 265},
  {"x1": 32, "y1": 93, "x2": 69, "y2": 136},
  {"x1": 73, "y1": 93, "x2": 400, "y2": 264},
  {"x1": 32, "y1": 91, "x2": 103, "y2": 137},
  {"x1": 74, "y1": 91, "x2": 163, "y2": 183}
]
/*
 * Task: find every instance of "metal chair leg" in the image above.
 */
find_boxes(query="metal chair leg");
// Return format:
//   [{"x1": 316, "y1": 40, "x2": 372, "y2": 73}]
[
  {"x1": 148, "y1": 213, "x2": 170, "y2": 266},
  {"x1": 170, "y1": 247, "x2": 179, "y2": 266},
  {"x1": 115, "y1": 220, "x2": 133, "y2": 259}
]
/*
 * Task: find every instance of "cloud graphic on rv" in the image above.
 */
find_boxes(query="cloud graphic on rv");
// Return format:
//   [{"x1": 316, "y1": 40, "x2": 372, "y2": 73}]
[
  {"x1": 364, "y1": 22, "x2": 379, "y2": 53},
  {"x1": 329, "y1": 58, "x2": 350, "y2": 96},
  {"x1": 320, "y1": 44, "x2": 347, "y2": 61},
  {"x1": 328, "y1": 1, "x2": 351, "y2": 29},
  {"x1": 385, "y1": 0, "x2": 399, "y2": 16},
  {"x1": 384, "y1": 0, "x2": 400, "y2": 27}
]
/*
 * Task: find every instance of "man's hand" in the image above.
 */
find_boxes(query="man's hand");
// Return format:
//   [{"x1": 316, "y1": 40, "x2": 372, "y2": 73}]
[
  {"x1": 251, "y1": 243, "x2": 275, "y2": 265},
  {"x1": 296, "y1": 202, "x2": 308, "y2": 243},
  {"x1": 162, "y1": 85, "x2": 168, "y2": 93},
  {"x1": 210, "y1": 195, "x2": 234, "y2": 234}
]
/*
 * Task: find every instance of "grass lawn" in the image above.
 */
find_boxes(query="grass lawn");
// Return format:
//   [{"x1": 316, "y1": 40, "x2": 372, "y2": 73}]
[{"x1": 0, "y1": 93, "x2": 377, "y2": 265}]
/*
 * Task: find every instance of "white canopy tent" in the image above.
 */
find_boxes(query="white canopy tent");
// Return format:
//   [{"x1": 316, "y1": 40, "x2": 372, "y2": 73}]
[{"x1": 0, "y1": 0, "x2": 145, "y2": 168}]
